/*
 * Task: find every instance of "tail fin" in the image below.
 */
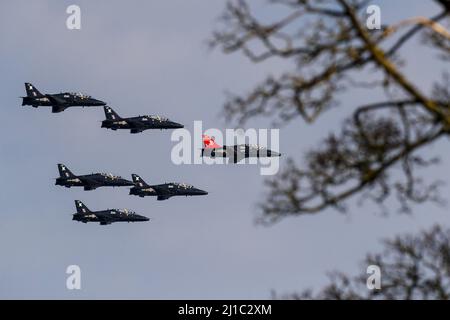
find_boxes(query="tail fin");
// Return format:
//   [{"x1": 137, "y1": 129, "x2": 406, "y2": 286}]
[
  {"x1": 25, "y1": 83, "x2": 44, "y2": 98},
  {"x1": 104, "y1": 106, "x2": 121, "y2": 120},
  {"x1": 202, "y1": 135, "x2": 222, "y2": 149},
  {"x1": 131, "y1": 174, "x2": 149, "y2": 188},
  {"x1": 58, "y1": 163, "x2": 76, "y2": 178},
  {"x1": 74, "y1": 200, "x2": 91, "y2": 214}
]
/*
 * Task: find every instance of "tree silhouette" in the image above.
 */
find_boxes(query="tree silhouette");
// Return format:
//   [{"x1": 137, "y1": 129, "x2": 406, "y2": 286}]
[
  {"x1": 273, "y1": 225, "x2": 450, "y2": 300},
  {"x1": 211, "y1": 0, "x2": 450, "y2": 224}
]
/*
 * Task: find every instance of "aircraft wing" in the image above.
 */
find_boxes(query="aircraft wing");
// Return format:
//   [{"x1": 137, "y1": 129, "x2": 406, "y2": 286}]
[
  {"x1": 78, "y1": 176, "x2": 101, "y2": 190},
  {"x1": 126, "y1": 119, "x2": 146, "y2": 133},
  {"x1": 230, "y1": 154, "x2": 245, "y2": 163},
  {"x1": 51, "y1": 105, "x2": 68, "y2": 113},
  {"x1": 225, "y1": 146, "x2": 245, "y2": 163},
  {"x1": 126, "y1": 118, "x2": 145, "y2": 127},
  {"x1": 93, "y1": 212, "x2": 115, "y2": 224},
  {"x1": 47, "y1": 95, "x2": 66, "y2": 106},
  {"x1": 83, "y1": 186, "x2": 98, "y2": 191},
  {"x1": 157, "y1": 195, "x2": 171, "y2": 201},
  {"x1": 47, "y1": 95, "x2": 68, "y2": 113},
  {"x1": 151, "y1": 185, "x2": 172, "y2": 200}
]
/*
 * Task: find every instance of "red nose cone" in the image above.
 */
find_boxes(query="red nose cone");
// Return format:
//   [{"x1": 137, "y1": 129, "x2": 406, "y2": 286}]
[{"x1": 202, "y1": 134, "x2": 221, "y2": 149}]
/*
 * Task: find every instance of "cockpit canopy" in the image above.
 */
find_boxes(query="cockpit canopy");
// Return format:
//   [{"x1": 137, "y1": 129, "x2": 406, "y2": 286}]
[
  {"x1": 146, "y1": 115, "x2": 169, "y2": 122},
  {"x1": 100, "y1": 173, "x2": 121, "y2": 180},
  {"x1": 248, "y1": 144, "x2": 265, "y2": 150},
  {"x1": 117, "y1": 208, "x2": 135, "y2": 215},
  {"x1": 70, "y1": 92, "x2": 92, "y2": 99},
  {"x1": 176, "y1": 183, "x2": 194, "y2": 189}
]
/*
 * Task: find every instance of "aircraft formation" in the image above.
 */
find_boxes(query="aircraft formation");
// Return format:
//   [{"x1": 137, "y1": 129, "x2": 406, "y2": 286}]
[
  {"x1": 56, "y1": 164, "x2": 208, "y2": 200},
  {"x1": 21, "y1": 83, "x2": 280, "y2": 225},
  {"x1": 22, "y1": 83, "x2": 184, "y2": 132}
]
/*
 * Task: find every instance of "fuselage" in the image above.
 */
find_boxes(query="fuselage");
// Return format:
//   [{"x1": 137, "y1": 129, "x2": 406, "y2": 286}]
[
  {"x1": 201, "y1": 144, "x2": 281, "y2": 163},
  {"x1": 56, "y1": 173, "x2": 134, "y2": 190},
  {"x1": 101, "y1": 116, "x2": 184, "y2": 132},
  {"x1": 73, "y1": 209, "x2": 149, "y2": 224},
  {"x1": 130, "y1": 183, "x2": 208, "y2": 198},
  {"x1": 22, "y1": 93, "x2": 106, "y2": 107}
]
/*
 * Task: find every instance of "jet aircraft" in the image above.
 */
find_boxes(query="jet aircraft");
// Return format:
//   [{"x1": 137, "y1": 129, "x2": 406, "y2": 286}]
[
  {"x1": 101, "y1": 106, "x2": 184, "y2": 133},
  {"x1": 129, "y1": 174, "x2": 208, "y2": 200},
  {"x1": 201, "y1": 135, "x2": 281, "y2": 163},
  {"x1": 72, "y1": 200, "x2": 149, "y2": 225},
  {"x1": 21, "y1": 83, "x2": 106, "y2": 113},
  {"x1": 55, "y1": 164, "x2": 133, "y2": 191}
]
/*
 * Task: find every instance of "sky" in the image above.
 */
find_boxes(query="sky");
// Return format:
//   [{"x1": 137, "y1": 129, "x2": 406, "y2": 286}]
[{"x1": 0, "y1": 0, "x2": 449, "y2": 299}]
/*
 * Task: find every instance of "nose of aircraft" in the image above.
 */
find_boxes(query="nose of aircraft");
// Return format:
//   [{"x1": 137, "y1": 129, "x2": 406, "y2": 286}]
[
  {"x1": 94, "y1": 99, "x2": 107, "y2": 106},
  {"x1": 272, "y1": 151, "x2": 281, "y2": 157},
  {"x1": 170, "y1": 121, "x2": 184, "y2": 129},
  {"x1": 196, "y1": 189, "x2": 208, "y2": 196}
]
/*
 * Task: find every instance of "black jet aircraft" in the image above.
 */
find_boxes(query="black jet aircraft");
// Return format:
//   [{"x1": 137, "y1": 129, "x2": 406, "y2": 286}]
[
  {"x1": 129, "y1": 174, "x2": 208, "y2": 201},
  {"x1": 55, "y1": 164, "x2": 133, "y2": 191},
  {"x1": 201, "y1": 135, "x2": 281, "y2": 164},
  {"x1": 101, "y1": 106, "x2": 184, "y2": 133},
  {"x1": 21, "y1": 83, "x2": 106, "y2": 113},
  {"x1": 73, "y1": 200, "x2": 149, "y2": 225}
]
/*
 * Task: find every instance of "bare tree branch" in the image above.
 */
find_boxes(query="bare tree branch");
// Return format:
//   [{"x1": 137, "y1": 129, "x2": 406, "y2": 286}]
[
  {"x1": 276, "y1": 225, "x2": 450, "y2": 300},
  {"x1": 212, "y1": 0, "x2": 450, "y2": 223}
]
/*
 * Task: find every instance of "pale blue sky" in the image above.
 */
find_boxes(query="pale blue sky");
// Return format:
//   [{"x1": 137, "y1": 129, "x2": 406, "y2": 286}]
[{"x1": 0, "y1": 0, "x2": 448, "y2": 299}]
